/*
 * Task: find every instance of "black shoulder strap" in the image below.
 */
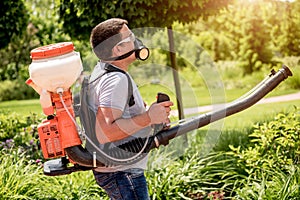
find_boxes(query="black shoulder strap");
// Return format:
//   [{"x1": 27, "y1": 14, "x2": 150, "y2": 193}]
[{"x1": 103, "y1": 64, "x2": 135, "y2": 107}]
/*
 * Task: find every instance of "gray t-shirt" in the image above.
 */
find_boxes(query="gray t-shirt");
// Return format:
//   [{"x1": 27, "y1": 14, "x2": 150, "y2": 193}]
[{"x1": 89, "y1": 62, "x2": 151, "y2": 172}]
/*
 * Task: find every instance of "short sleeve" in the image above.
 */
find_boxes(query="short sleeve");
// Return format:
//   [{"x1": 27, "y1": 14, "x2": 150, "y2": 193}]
[{"x1": 98, "y1": 73, "x2": 128, "y2": 111}]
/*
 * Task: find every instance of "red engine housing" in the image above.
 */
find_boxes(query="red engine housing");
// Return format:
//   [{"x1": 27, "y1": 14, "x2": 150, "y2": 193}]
[{"x1": 38, "y1": 90, "x2": 82, "y2": 159}]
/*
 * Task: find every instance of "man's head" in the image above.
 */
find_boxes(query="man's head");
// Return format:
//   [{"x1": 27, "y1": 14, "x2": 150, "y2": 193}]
[
  {"x1": 91, "y1": 18, "x2": 149, "y2": 68},
  {"x1": 90, "y1": 18, "x2": 131, "y2": 60}
]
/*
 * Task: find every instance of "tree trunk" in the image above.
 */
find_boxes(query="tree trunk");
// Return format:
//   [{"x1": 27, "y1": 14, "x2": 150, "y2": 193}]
[{"x1": 167, "y1": 26, "x2": 188, "y2": 145}]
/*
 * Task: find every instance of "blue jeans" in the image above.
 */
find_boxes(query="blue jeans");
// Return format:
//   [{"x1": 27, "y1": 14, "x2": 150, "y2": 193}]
[{"x1": 93, "y1": 169, "x2": 150, "y2": 200}]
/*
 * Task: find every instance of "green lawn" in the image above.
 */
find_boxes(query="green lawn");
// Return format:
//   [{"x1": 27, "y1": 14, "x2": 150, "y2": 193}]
[
  {"x1": 139, "y1": 83, "x2": 298, "y2": 108},
  {"x1": 0, "y1": 99, "x2": 42, "y2": 116},
  {"x1": 0, "y1": 94, "x2": 298, "y2": 136},
  {"x1": 221, "y1": 99, "x2": 300, "y2": 129},
  {"x1": 0, "y1": 87, "x2": 298, "y2": 118}
]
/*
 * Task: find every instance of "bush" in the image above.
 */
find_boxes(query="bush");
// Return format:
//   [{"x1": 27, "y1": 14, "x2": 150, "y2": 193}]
[
  {"x1": 0, "y1": 79, "x2": 39, "y2": 101},
  {"x1": 146, "y1": 147, "x2": 247, "y2": 199},
  {"x1": 0, "y1": 151, "x2": 44, "y2": 200},
  {"x1": 0, "y1": 110, "x2": 42, "y2": 161},
  {"x1": 0, "y1": 110, "x2": 106, "y2": 199},
  {"x1": 277, "y1": 56, "x2": 300, "y2": 90},
  {"x1": 226, "y1": 107, "x2": 300, "y2": 198},
  {"x1": 286, "y1": 65, "x2": 300, "y2": 90},
  {"x1": 0, "y1": 150, "x2": 105, "y2": 200},
  {"x1": 234, "y1": 165, "x2": 300, "y2": 200},
  {"x1": 229, "y1": 107, "x2": 300, "y2": 175},
  {"x1": 0, "y1": 110, "x2": 28, "y2": 140}
]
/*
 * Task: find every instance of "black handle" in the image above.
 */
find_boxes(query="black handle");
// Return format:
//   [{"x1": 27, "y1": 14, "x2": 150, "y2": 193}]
[{"x1": 157, "y1": 92, "x2": 170, "y2": 103}]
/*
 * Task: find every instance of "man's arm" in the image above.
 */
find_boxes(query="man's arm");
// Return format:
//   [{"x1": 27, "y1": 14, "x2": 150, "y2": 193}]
[{"x1": 95, "y1": 101, "x2": 173, "y2": 144}]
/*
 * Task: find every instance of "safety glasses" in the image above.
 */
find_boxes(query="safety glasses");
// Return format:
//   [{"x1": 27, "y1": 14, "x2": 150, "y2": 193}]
[{"x1": 115, "y1": 32, "x2": 136, "y2": 46}]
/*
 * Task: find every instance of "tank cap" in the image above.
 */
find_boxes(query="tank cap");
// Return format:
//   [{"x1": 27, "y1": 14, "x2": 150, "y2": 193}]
[{"x1": 30, "y1": 42, "x2": 74, "y2": 59}]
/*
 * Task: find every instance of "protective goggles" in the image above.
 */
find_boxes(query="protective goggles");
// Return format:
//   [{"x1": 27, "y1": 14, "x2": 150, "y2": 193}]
[
  {"x1": 115, "y1": 32, "x2": 136, "y2": 47},
  {"x1": 104, "y1": 33, "x2": 149, "y2": 61}
]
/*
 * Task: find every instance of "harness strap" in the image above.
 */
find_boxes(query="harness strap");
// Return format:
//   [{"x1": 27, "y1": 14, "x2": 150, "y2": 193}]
[{"x1": 103, "y1": 64, "x2": 135, "y2": 107}]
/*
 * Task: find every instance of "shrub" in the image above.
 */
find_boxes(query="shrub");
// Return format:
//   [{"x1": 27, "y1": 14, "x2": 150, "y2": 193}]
[
  {"x1": 234, "y1": 165, "x2": 300, "y2": 199},
  {"x1": 0, "y1": 110, "x2": 28, "y2": 140},
  {"x1": 277, "y1": 56, "x2": 300, "y2": 90},
  {"x1": 0, "y1": 110, "x2": 42, "y2": 161},
  {"x1": 146, "y1": 148, "x2": 247, "y2": 199},
  {"x1": 0, "y1": 79, "x2": 38, "y2": 101},
  {"x1": 229, "y1": 106, "x2": 300, "y2": 176},
  {"x1": 226, "y1": 107, "x2": 300, "y2": 198},
  {"x1": 0, "y1": 150, "x2": 44, "y2": 200},
  {"x1": 286, "y1": 66, "x2": 300, "y2": 90},
  {"x1": 0, "y1": 150, "x2": 105, "y2": 200}
]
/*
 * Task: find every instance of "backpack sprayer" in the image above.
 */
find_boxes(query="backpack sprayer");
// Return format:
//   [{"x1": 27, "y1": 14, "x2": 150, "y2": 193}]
[
  {"x1": 26, "y1": 42, "x2": 83, "y2": 166},
  {"x1": 26, "y1": 42, "x2": 293, "y2": 176}
]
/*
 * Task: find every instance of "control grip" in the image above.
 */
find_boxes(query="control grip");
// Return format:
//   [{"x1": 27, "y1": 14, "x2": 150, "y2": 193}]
[
  {"x1": 157, "y1": 92, "x2": 170, "y2": 103},
  {"x1": 154, "y1": 93, "x2": 170, "y2": 134}
]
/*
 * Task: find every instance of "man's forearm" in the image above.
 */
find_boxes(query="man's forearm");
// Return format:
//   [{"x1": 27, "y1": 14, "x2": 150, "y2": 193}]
[{"x1": 96, "y1": 111, "x2": 152, "y2": 143}]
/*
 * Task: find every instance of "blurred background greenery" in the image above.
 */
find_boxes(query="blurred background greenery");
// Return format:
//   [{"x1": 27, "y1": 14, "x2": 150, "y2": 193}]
[
  {"x1": 0, "y1": 0, "x2": 299, "y2": 104},
  {"x1": 1, "y1": 1, "x2": 300, "y2": 199}
]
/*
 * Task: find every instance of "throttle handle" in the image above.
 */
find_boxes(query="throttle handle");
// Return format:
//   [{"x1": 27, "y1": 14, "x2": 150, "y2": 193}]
[{"x1": 156, "y1": 92, "x2": 170, "y2": 103}]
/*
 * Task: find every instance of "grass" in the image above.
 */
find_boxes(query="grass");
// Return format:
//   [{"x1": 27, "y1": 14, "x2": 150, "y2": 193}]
[
  {"x1": 0, "y1": 89, "x2": 298, "y2": 200},
  {"x1": 221, "y1": 99, "x2": 300, "y2": 129},
  {"x1": 1, "y1": 59, "x2": 298, "y2": 115},
  {"x1": 0, "y1": 88, "x2": 298, "y2": 119},
  {"x1": 0, "y1": 150, "x2": 105, "y2": 200},
  {"x1": 138, "y1": 79, "x2": 298, "y2": 109},
  {"x1": 0, "y1": 99, "x2": 42, "y2": 116}
]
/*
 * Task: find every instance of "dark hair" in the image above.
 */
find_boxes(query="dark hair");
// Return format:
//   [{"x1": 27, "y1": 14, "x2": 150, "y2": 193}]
[{"x1": 90, "y1": 18, "x2": 128, "y2": 59}]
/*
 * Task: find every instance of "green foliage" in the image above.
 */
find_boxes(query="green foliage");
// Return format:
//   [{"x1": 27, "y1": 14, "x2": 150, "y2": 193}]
[
  {"x1": 147, "y1": 149, "x2": 245, "y2": 199},
  {"x1": 0, "y1": 110, "x2": 28, "y2": 141},
  {"x1": 0, "y1": 150, "x2": 105, "y2": 200},
  {"x1": 185, "y1": 1, "x2": 300, "y2": 75},
  {"x1": 229, "y1": 107, "x2": 300, "y2": 176},
  {"x1": 0, "y1": 102, "x2": 300, "y2": 198},
  {"x1": 235, "y1": 4, "x2": 273, "y2": 75},
  {"x1": 26, "y1": 0, "x2": 71, "y2": 45},
  {"x1": 0, "y1": 79, "x2": 39, "y2": 101},
  {"x1": 0, "y1": 109, "x2": 106, "y2": 199},
  {"x1": 235, "y1": 165, "x2": 300, "y2": 200},
  {"x1": 0, "y1": 151, "x2": 44, "y2": 200},
  {"x1": 0, "y1": 24, "x2": 37, "y2": 81},
  {"x1": 193, "y1": 107, "x2": 300, "y2": 199},
  {"x1": 0, "y1": 1, "x2": 33, "y2": 81},
  {"x1": 58, "y1": 0, "x2": 233, "y2": 40},
  {"x1": 0, "y1": 0, "x2": 71, "y2": 82},
  {"x1": 280, "y1": 57, "x2": 300, "y2": 90},
  {"x1": 0, "y1": 110, "x2": 42, "y2": 161},
  {"x1": 271, "y1": 1, "x2": 300, "y2": 57},
  {"x1": 0, "y1": 0, "x2": 29, "y2": 49}
]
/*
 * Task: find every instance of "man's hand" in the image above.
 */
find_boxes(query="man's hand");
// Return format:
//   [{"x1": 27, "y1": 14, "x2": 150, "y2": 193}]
[{"x1": 147, "y1": 101, "x2": 173, "y2": 125}]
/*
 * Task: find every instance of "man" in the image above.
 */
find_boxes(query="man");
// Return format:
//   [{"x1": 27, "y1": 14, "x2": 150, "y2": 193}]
[{"x1": 89, "y1": 18, "x2": 173, "y2": 199}]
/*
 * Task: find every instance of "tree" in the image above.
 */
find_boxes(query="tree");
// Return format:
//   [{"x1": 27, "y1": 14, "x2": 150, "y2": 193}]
[
  {"x1": 58, "y1": 0, "x2": 233, "y2": 120},
  {"x1": 0, "y1": 0, "x2": 29, "y2": 49},
  {"x1": 58, "y1": 0, "x2": 233, "y2": 40},
  {"x1": 235, "y1": 1, "x2": 273, "y2": 74},
  {"x1": 186, "y1": 0, "x2": 279, "y2": 75},
  {"x1": 271, "y1": 0, "x2": 300, "y2": 57},
  {"x1": 0, "y1": 0, "x2": 72, "y2": 81}
]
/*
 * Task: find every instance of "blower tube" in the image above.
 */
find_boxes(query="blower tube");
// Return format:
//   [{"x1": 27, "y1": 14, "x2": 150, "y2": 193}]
[{"x1": 65, "y1": 65, "x2": 292, "y2": 167}]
